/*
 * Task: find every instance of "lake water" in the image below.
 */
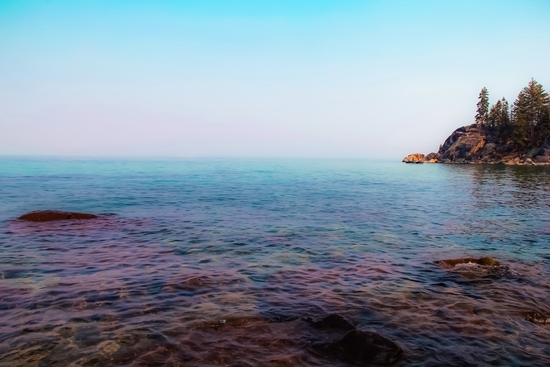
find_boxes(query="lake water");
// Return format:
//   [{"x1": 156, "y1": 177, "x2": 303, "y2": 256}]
[{"x1": 1, "y1": 158, "x2": 550, "y2": 366}]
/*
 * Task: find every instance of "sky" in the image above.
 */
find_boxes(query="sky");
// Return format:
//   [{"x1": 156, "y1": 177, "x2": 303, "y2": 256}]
[{"x1": 0, "y1": 0, "x2": 549, "y2": 158}]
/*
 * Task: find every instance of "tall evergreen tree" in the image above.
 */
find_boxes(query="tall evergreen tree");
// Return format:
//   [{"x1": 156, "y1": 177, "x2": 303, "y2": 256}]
[
  {"x1": 475, "y1": 87, "x2": 489, "y2": 125},
  {"x1": 511, "y1": 90, "x2": 530, "y2": 148},
  {"x1": 523, "y1": 79, "x2": 549, "y2": 146},
  {"x1": 488, "y1": 99, "x2": 503, "y2": 128},
  {"x1": 497, "y1": 98, "x2": 512, "y2": 143},
  {"x1": 488, "y1": 97, "x2": 512, "y2": 142}
]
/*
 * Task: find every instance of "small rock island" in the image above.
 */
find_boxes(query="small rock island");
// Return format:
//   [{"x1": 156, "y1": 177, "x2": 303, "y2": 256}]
[{"x1": 404, "y1": 79, "x2": 550, "y2": 165}]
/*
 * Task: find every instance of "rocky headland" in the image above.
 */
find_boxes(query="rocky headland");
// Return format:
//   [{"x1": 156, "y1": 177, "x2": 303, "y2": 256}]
[{"x1": 403, "y1": 123, "x2": 550, "y2": 165}]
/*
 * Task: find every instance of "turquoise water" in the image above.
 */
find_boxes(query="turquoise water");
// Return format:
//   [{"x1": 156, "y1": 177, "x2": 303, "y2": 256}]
[{"x1": 1, "y1": 158, "x2": 550, "y2": 366}]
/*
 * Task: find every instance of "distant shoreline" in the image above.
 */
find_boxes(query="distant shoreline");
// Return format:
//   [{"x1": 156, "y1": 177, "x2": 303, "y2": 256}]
[{"x1": 404, "y1": 80, "x2": 550, "y2": 166}]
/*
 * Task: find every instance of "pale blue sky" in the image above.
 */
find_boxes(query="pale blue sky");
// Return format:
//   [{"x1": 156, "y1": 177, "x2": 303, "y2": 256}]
[{"x1": 1, "y1": 0, "x2": 549, "y2": 157}]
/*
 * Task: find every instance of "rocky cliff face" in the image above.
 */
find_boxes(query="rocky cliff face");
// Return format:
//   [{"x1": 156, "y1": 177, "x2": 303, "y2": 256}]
[{"x1": 403, "y1": 124, "x2": 550, "y2": 165}]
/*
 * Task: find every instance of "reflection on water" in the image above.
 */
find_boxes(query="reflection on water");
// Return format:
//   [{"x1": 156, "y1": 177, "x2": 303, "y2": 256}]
[{"x1": 1, "y1": 160, "x2": 550, "y2": 366}]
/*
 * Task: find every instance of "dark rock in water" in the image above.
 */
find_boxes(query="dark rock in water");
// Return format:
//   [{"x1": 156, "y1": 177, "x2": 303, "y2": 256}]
[
  {"x1": 436, "y1": 257, "x2": 500, "y2": 267},
  {"x1": 309, "y1": 314, "x2": 355, "y2": 331},
  {"x1": 18, "y1": 210, "x2": 97, "y2": 222},
  {"x1": 314, "y1": 329, "x2": 404, "y2": 365},
  {"x1": 526, "y1": 312, "x2": 550, "y2": 325}
]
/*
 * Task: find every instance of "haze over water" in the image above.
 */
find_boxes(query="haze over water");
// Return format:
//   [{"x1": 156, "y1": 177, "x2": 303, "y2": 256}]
[{"x1": 1, "y1": 159, "x2": 550, "y2": 366}]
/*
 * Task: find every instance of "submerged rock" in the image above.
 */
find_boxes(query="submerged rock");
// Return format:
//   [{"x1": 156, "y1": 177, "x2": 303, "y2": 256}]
[
  {"x1": 314, "y1": 329, "x2": 404, "y2": 365},
  {"x1": 526, "y1": 312, "x2": 550, "y2": 325},
  {"x1": 436, "y1": 257, "x2": 501, "y2": 267},
  {"x1": 309, "y1": 315, "x2": 404, "y2": 365},
  {"x1": 308, "y1": 314, "x2": 355, "y2": 331},
  {"x1": 18, "y1": 210, "x2": 97, "y2": 222}
]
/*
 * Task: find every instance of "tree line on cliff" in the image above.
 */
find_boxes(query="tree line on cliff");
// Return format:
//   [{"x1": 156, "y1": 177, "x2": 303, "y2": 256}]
[{"x1": 475, "y1": 79, "x2": 550, "y2": 150}]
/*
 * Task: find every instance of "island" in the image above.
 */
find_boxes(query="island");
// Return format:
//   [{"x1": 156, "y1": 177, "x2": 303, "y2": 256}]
[{"x1": 404, "y1": 79, "x2": 550, "y2": 165}]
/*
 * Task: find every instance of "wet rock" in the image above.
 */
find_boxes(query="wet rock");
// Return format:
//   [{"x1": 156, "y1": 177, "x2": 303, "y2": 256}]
[
  {"x1": 309, "y1": 314, "x2": 355, "y2": 331},
  {"x1": 436, "y1": 257, "x2": 501, "y2": 267},
  {"x1": 526, "y1": 312, "x2": 550, "y2": 325},
  {"x1": 314, "y1": 329, "x2": 404, "y2": 365},
  {"x1": 18, "y1": 210, "x2": 97, "y2": 221}
]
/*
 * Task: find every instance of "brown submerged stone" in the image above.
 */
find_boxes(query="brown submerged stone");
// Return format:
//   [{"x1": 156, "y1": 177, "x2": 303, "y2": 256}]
[
  {"x1": 18, "y1": 210, "x2": 98, "y2": 222},
  {"x1": 437, "y1": 256, "x2": 500, "y2": 267},
  {"x1": 315, "y1": 330, "x2": 404, "y2": 365}
]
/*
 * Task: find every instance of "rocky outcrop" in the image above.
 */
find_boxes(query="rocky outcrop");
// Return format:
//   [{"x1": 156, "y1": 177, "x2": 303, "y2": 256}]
[
  {"x1": 402, "y1": 153, "x2": 425, "y2": 163},
  {"x1": 403, "y1": 123, "x2": 550, "y2": 165},
  {"x1": 402, "y1": 152, "x2": 438, "y2": 163},
  {"x1": 438, "y1": 124, "x2": 488, "y2": 162},
  {"x1": 18, "y1": 210, "x2": 97, "y2": 222}
]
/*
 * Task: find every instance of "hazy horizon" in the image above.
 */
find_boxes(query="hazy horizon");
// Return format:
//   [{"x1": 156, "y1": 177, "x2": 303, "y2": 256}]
[{"x1": 1, "y1": 0, "x2": 549, "y2": 158}]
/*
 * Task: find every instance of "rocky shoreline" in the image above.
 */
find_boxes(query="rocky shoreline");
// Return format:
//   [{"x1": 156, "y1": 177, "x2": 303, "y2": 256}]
[{"x1": 403, "y1": 123, "x2": 550, "y2": 165}]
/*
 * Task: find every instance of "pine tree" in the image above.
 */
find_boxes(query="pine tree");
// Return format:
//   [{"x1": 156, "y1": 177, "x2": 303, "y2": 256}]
[
  {"x1": 488, "y1": 99, "x2": 503, "y2": 128},
  {"x1": 511, "y1": 91, "x2": 530, "y2": 148},
  {"x1": 497, "y1": 98, "x2": 512, "y2": 143},
  {"x1": 523, "y1": 79, "x2": 549, "y2": 146},
  {"x1": 538, "y1": 101, "x2": 550, "y2": 144},
  {"x1": 475, "y1": 87, "x2": 489, "y2": 125}
]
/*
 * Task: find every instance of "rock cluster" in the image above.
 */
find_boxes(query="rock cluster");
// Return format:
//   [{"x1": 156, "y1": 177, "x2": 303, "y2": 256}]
[
  {"x1": 403, "y1": 152, "x2": 439, "y2": 163},
  {"x1": 403, "y1": 123, "x2": 550, "y2": 165}
]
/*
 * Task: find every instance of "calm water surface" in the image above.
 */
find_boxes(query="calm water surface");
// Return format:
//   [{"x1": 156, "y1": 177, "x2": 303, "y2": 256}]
[{"x1": 1, "y1": 159, "x2": 549, "y2": 366}]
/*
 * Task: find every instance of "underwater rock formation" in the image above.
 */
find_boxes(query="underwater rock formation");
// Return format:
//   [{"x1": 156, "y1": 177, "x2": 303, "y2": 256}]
[
  {"x1": 18, "y1": 210, "x2": 98, "y2": 221},
  {"x1": 310, "y1": 314, "x2": 404, "y2": 365},
  {"x1": 315, "y1": 329, "x2": 404, "y2": 365}
]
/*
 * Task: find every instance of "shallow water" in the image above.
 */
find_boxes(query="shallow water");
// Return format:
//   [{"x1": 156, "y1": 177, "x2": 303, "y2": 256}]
[{"x1": 1, "y1": 159, "x2": 550, "y2": 366}]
